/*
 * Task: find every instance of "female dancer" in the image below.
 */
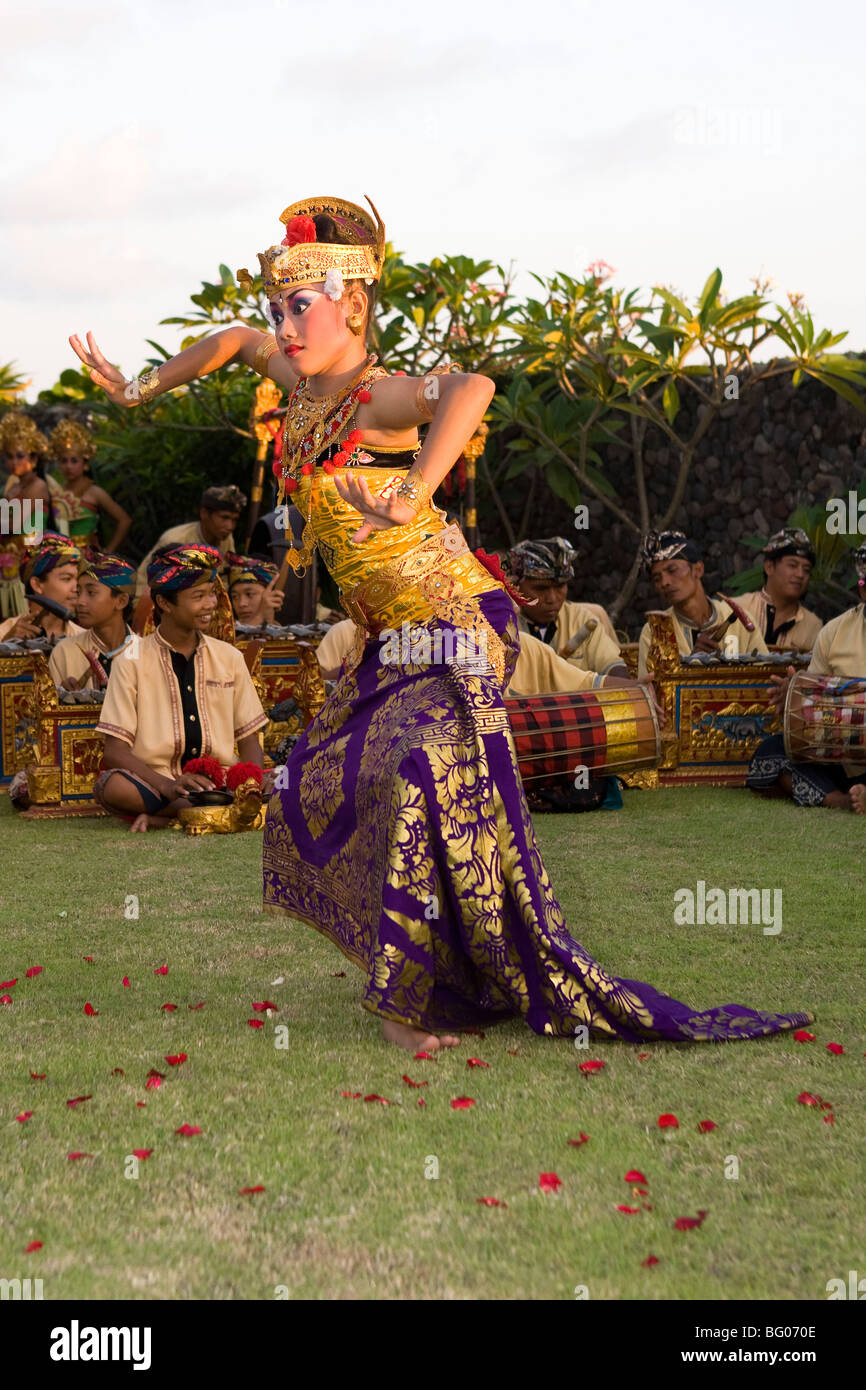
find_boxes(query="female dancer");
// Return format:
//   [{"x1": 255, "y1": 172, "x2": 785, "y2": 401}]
[
  {"x1": 46, "y1": 419, "x2": 131, "y2": 552},
  {"x1": 71, "y1": 194, "x2": 813, "y2": 1052}
]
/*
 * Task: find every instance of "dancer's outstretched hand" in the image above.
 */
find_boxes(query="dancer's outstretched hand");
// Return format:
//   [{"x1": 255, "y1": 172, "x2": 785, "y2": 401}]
[
  {"x1": 69, "y1": 332, "x2": 138, "y2": 407},
  {"x1": 333, "y1": 473, "x2": 416, "y2": 543}
]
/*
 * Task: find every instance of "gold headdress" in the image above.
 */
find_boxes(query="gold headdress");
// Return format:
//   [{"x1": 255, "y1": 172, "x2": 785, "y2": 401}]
[
  {"x1": 0, "y1": 410, "x2": 48, "y2": 458},
  {"x1": 243, "y1": 195, "x2": 386, "y2": 297},
  {"x1": 48, "y1": 419, "x2": 96, "y2": 461}
]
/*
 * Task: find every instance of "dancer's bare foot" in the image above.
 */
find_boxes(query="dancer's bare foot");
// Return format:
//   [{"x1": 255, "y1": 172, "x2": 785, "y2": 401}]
[
  {"x1": 382, "y1": 1020, "x2": 460, "y2": 1051},
  {"x1": 129, "y1": 813, "x2": 172, "y2": 832},
  {"x1": 850, "y1": 785, "x2": 866, "y2": 814}
]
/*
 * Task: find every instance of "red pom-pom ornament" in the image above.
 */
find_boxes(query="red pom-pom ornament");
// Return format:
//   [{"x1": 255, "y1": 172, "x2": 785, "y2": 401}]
[
  {"x1": 225, "y1": 762, "x2": 263, "y2": 792},
  {"x1": 182, "y1": 756, "x2": 225, "y2": 787},
  {"x1": 285, "y1": 478, "x2": 299, "y2": 493},
  {"x1": 322, "y1": 461, "x2": 335, "y2": 475},
  {"x1": 346, "y1": 430, "x2": 363, "y2": 446},
  {"x1": 301, "y1": 462, "x2": 314, "y2": 476},
  {"x1": 282, "y1": 215, "x2": 317, "y2": 247},
  {"x1": 271, "y1": 460, "x2": 282, "y2": 477},
  {"x1": 357, "y1": 388, "x2": 371, "y2": 403},
  {"x1": 332, "y1": 451, "x2": 349, "y2": 468}
]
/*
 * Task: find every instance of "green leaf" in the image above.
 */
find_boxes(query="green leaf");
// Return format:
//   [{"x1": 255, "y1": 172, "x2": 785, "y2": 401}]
[
  {"x1": 543, "y1": 460, "x2": 583, "y2": 509},
  {"x1": 653, "y1": 287, "x2": 691, "y2": 320},
  {"x1": 662, "y1": 379, "x2": 680, "y2": 424},
  {"x1": 698, "y1": 269, "x2": 723, "y2": 325}
]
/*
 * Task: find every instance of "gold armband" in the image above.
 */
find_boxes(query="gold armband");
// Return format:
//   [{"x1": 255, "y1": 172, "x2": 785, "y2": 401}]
[
  {"x1": 137, "y1": 366, "x2": 162, "y2": 405},
  {"x1": 413, "y1": 360, "x2": 462, "y2": 421},
  {"x1": 253, "y1": 335, "x2": 279, "y2": 378},
  {"x1": 395, "y1": 471, "x2": 431, "y2": 513}
]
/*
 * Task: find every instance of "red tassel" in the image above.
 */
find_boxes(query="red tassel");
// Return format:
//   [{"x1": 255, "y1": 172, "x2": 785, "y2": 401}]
[{"x1": 474, "y1": 548, "x2": 532, "y2": 607}]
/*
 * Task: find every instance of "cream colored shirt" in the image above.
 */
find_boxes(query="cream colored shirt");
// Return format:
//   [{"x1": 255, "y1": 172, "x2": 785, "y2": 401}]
[
  {"x1": 134, "y1": 522, "x2": 236, "y2": 597},
  {"x1": 739, "y1": 589, "x2": 823, "y2": 652},
  {"x1": 519, "y1": 599, "x2": 621, "y2": 676},
  {"x1": 96, "y1": 629, "x2": 267, "y2": 780},
  {"x1": 506, "y1": 631, "x2": 598, "y2": 697},
  {"x1": 48, "y1": 627, "x2": 141, "y2": 690},
  {"x1": 638, "y1": 597, "x2": 768, "y2": 679},
  {"x1": 808, "y1": 605, "x2": 866, "y2": 678},
  {"x1": 315, "y1": 617, "x2": 358, "y2": 676}
]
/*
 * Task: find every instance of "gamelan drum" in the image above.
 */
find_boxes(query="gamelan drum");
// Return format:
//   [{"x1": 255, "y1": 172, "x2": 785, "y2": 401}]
[
  {"x1": 783, "y1": 671, "x2": 866, "y2": 764},
  {"x1": 504, "y1": 687, "x2": 661, "y2": 788}
]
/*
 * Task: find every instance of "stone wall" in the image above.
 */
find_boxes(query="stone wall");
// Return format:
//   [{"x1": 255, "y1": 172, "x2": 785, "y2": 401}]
[{"x1": 482, "y1": 364, "x2": 866, "y2": 639}]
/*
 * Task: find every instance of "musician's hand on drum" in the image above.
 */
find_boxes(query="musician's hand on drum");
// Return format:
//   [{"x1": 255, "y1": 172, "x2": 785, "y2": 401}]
[
  {"x1": 642, "y1": 675, "x2": 667, "y2": 730},
  {"x1": 769, "y1": 664, "x2": 796, "y2": 712},
  {"x1": 68, "y1": 332, "x2": 138, "y2": 407},
  {"x1": 333, "y1": 473, "x2": 416, "y2": 543}
]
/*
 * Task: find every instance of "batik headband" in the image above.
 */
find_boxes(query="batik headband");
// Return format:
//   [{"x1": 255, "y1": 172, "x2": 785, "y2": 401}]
[{"x1": 147, "y1": 543, "x2": 222, "y2": 592}]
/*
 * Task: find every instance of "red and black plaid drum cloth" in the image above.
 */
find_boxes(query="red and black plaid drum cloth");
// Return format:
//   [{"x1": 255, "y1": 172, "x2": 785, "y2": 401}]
[{"x1": 504, "y1": 687, "x2": 661, "y2": 789}]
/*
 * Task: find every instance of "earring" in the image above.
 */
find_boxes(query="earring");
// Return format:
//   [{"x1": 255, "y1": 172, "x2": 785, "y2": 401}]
[{"x1": 347, "y1": 313, "x2": 364, "y2": 336}]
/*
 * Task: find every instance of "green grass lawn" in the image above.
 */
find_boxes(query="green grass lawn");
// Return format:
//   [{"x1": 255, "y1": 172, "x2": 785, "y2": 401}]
[{"x1": 0, "y1": 786, "x2": 863, "y2": 1301}]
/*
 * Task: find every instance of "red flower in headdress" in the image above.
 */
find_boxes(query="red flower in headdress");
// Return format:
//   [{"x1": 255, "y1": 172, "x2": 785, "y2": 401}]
[{"x1": 282, "y1": 215, "x2": 317, "y2": 247}]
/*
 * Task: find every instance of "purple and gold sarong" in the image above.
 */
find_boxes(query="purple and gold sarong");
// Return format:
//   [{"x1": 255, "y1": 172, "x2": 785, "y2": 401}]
[{"x1": 263, "y1": 585, "x2": 813, "y2": 1043}]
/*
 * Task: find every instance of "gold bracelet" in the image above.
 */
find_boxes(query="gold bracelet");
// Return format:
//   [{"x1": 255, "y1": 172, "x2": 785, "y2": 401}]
[
  {"x1": 137, "y1": 366, "x2": 162, "y2": 405},
  {"x1": 254, "y1": 335, "x2": 279, "y2": 378},
  {"x1": 395, "y1": 471, "x2": 431, "y2": 513}
]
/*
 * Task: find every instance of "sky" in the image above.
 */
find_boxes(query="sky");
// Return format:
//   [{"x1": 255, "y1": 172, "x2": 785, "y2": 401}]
[{"x1": 2, "y1": 0, "x2": 864, "y2": 396}]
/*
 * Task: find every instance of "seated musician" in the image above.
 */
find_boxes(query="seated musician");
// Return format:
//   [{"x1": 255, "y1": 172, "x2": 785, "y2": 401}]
[
  {"x1": 224, "y1": 552, "x2": 283, "y2": 627},
  {"x1": 637, "y1": 530, "x2": 768, "y2": 679},
  {"x1": 508, "y1": 537, "x2": 627, "y2": 678},
  {"x1": 134, "y1": 484, "x2": 246, "y2": 597},
  {"x1": 746, "y1": 542, "x2": 866, "y2": 811},
  {"x1": 0, "y1": 533, "x2": 86, "y2": 642},
  {"x1": 95, "y1": 542, "x2": 267, "y2": 831},
  {"x1": 49, "y1": 551, "x2": 139, "y2": 690},
  {"x1": 738, "y1": 527, "x2": 823, "y2": 652}
]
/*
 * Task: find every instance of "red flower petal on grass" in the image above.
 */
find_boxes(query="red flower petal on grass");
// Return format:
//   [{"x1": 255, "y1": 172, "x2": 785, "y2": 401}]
[
  {"x1": 247, "y1": 1019, "x2": 264, "y2": 1028},
  {"x1": 189, "y1": 1002, "x2": 205, "y2": 1010},
  {"x1": 122, "y1": 977, "x2": 130, "y2": 988},
  {"x1": 84, "y1": 1002, "x2": 98, "y2": 1016},
  {"x1": 797, "y1": 1091, "x2": 822, "y2": 1107},
  {"x1": 24, "y1": 1241, "x2": 43, "y2": 1253},
  {"x1": 239, "y1": 1185, "x2": 265, "y2": 1195},
  {"x1": 819, "y1": 1101, "x2": 833, "y2": 1110},
  {"x1": 363, "y1": 1094, "x2": 391, "y2": 1105},
  {"x1": 823, "y1": 1113, "x2": 835, "y2": 1125},
  {"x1": 25, "y1": 966, "x2": 42, "y2": 978},
  {"x1": 112, "y1": 1068, "x2": 125, "y2": 1077},
  {"x1": 624, "y1": 1170, "x2": 648, "y2": 1185},
  {"x1": 1, "y1": 995, "x2": 13, "y2": 1005},
  {"x1": 451, "y1": 1097, "x2": 475, "y2": 1109},
  {"x1": 66, "y1": 1096, "x2": 92, "y2": 1107},
  {"x1": 165, "y1": 1054, "x2": 187, "y2": 1066},
  {"x1": 161, "y1": 1004, "x2": 177, "y2": 1012},
  {"x1": 568, "y1": 1133, "x2": 590, "y2": 1146},
  {"x1": 252, "y1": 1001, "x2": 278, "y2": 1012},
  {"x1": 402, "y1": 1075, "x2": 428, "y2": 1088},
  {"x1": 132, "y1": 1149, "x2": 153, "y2": 1160},
  {"x1": 413, "y1": 1051, "x2": 435, "y2": 1060},
  {"x1": 30, "y1": 1072, "x2": 46, "y2": 1080},
  {"x1": 641, "y1": 1255, "x2": 659, "y2": 1267},
  {"x1": 637, "y1": 1052, "x2": 650, "y2": 1061},
  {"x1": 579, "y1": 1060, "x2": 605, "y2": 1073},
  {"x1": 331, "y1": 971, "x2": 346, "y2": 977},
  {"x1": 464, "y1": 1029, "x2": 486, "y2": 1039},
  {"x1": 0, "y1": 979, "x2": 17, "y2": 989},
  {"x1": 147, "y1": 1068, "x2": 166, "y2": 1078},
  {"x1": 174, "y1": 1124, "x2": 201, "y2": 1136},
  {"x1": 793, "y1": 1030, "x2": 815, "y2": 1042},
  {"x1": 341, "y1": 1091, "x2": 362, "y2": 1099},
  {"x1": 154, "y1": 965, "x2": 168, "y2": 976},
  {"x1": 467, "y1": 1058, "x2": 489, "y2": 1069},
  {"x1": 697, "y1": 1120, "x2": 717, "y2": 1132},
  {"x1": 506, "y1": 1049, "x2": 520, "y2": 1055},
  {"x1": 826, "y1": 1043, "x2": 844, "y2": 1055},
  {"x1": 16, "y1": 1111, "x2": 33, "y2": 1123},
  {"x1": 136, "y1": 1102, "x2": 146, "y2": 1108},
  {"x1": 417, "y1": 1097, "x2": 426, "y2": 1107},
  {"x1": 83, "y1": 957, "x2": 94, "y2": 963},
  {"x1": 539, "y1": 1172, "x2": 562, "y2": 1192},
  {"x1": 658, "y1": 1113, "x2": 679, "y2": 1128},
  {"x1": 67, "y1": 1152, "x2": 92, "y2": 1161},
  {"x1": 616, "y1": 1205, "x2": 641, "y2": 1214},
  {"x1": 674, "y1": 1210, "x2": 707, "y2": 1231},
  {"x1": 477, "y1": 1197, "x2": 507, "y2": 1207},
  {"x1": 145, "y1": 1076, "x2": 162, "y2": 1090}
]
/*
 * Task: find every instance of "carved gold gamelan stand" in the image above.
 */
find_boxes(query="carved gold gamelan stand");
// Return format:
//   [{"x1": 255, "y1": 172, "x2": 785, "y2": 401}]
[
  {"x1": 236, "y1": 635, "x2": 326, "y2": 757},
  {"x1": 621, "y1": 612, "x2": 810, "y2": 790},
  {"x1": 18, "y1": 655, "x2": 108, "y2": 817},
  {"x1": 176, "y1": 775, "x2": 266, "y2": 835},
  {"x1": 0, "y1": 653, "x2": 39, "y2": 786}
]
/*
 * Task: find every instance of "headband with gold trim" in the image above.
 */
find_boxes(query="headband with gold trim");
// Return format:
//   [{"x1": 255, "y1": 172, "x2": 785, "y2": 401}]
[{"x1": 240, "y1": 195, "x2": 386, "y2": 297}]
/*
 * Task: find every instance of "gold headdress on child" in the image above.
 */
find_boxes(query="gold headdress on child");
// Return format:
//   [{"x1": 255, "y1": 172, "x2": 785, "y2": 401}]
[
  {"x1": 48, "y1": 419, "x2": 96, "y2": 461},
  {"x1": 238, "y1": 195, "x2": 386, "y2": 297},
  {"x1": 0, "y1": 411, "x2": 48, "y2": 458}
]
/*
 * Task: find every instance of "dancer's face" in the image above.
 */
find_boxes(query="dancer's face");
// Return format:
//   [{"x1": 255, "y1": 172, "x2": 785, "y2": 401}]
[
  {"x1": 59, "y1": 452, "x2": 87, "y2": 482},
  {"x1": 269, "y1": 282, "x2": 362, "y2": 376}
]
